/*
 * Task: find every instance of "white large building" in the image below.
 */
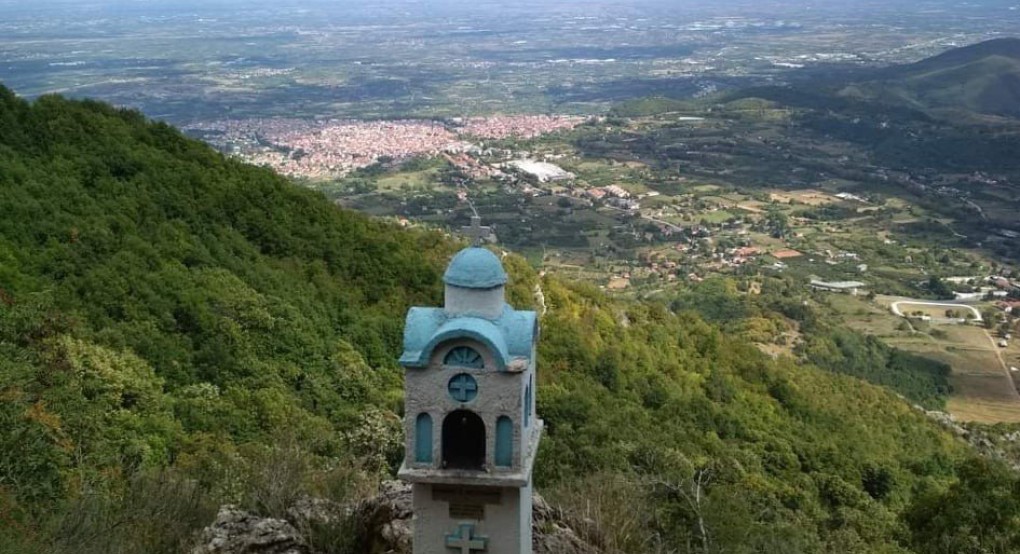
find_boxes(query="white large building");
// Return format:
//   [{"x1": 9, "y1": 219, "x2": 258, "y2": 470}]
[
  {"x1": 810, "y1": 279, "x2": 867, "y2": 295},
  {"x1": 505, "y1": 159, "x2": 574, "y2": 183}
]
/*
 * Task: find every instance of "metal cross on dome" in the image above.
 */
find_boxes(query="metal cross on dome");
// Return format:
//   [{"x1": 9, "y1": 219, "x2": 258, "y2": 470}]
[{"x1": 461, "y1": 215, "x2": 492, "y2": 246}]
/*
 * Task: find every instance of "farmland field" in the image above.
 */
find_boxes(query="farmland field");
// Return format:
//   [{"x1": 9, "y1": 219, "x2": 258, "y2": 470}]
[
  {"x1": 830, "y1": 295, "x2": 1020, "y2": 423},
  {"x1": 891, "y1": 327, "x2": 1020, "y2": 423}
]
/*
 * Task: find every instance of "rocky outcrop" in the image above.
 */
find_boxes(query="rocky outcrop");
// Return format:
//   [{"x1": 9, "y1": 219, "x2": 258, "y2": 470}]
[
  {"x1": 192, "y1": 481, "x2": 601, "y2": 554},
  {"x1": 191, "y1": 505, "x2": 308, "y2": 554},
  {"x1": 347, "y1": 480, "x2": 414, "y2": 554},
  {"x1": 921, "y1": 408, "x2": 1020, "y2": 470},
  {"x1": 286, "y1": 496, "x2": 350, "y2": 527},
  {"x1": 532, "y1": 494, "x2": 602, "y2": 554}
]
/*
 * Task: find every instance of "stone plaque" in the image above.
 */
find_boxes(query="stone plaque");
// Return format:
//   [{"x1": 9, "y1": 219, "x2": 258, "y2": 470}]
[
  {"x1": 449, "y1": 502, "x2": 485, "y2": 520},
  {"x1": 433, "y1": 485, "x2": 502, "y2": 505}
]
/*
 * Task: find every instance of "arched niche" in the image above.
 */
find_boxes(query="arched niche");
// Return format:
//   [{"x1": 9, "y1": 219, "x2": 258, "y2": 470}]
[{"x1": 442, "y1": 410, "x2": 486, "y2": 470}]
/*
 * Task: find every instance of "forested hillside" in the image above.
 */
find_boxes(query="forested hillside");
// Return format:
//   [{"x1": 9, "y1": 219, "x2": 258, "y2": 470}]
[
  {"x1": 1, "y1": 87, "x2": 1018, "y2": 554},
  {"x1": 845, "y1": 38, "x2": 1020, "y2": 117}
]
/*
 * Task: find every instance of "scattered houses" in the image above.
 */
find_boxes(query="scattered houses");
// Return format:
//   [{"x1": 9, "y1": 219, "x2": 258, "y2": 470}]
[{"x1": 773, "y1": 249, "x2": 803, "y2": 260}]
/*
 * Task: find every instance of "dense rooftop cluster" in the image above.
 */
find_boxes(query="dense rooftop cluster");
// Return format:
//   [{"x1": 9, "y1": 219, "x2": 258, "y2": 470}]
[
  {"x1": 456, "y1": 114, "x2": 585, "y2": 140},
  {"x1": 187, "y1": 115, "x2": 584, "y2": 180}
]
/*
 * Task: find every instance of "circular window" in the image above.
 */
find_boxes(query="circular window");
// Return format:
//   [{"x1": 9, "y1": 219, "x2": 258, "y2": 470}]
[
  {"x1": 444, "y1": 346, "x2": 484, "y2": 369},
  {"x1": 448, "y1": 373, "x2": 479, "y2": 403}
]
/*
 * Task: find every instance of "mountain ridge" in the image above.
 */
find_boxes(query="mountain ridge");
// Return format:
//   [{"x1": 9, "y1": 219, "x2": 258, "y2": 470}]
[{"x1": 842, "y1": 37, "x2": 1020, "y2": 117}]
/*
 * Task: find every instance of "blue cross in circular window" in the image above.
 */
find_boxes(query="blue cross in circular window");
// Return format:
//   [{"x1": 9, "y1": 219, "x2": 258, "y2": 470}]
[{"x1": 448, "y1": 373, "x2": 479, "y2": 403}]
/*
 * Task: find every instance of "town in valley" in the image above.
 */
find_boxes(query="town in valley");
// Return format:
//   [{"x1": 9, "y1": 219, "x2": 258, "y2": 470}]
[{"x1": 4, "y1": 0, "x2": 1020, "y2": 425}]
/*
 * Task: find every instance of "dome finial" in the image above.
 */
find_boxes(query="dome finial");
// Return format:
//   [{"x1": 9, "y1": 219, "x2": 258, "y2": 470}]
[{"x1": 461, "y1": 215, "x2": 492, "y2": 246}]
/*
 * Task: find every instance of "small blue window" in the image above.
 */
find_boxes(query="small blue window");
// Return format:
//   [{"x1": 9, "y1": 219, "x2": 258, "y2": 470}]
[
  {"x1": 524, "y1": 387, "x2": 531, "y2": 427},
  {"x1": 495, "y1": 416, "x2": 513, "y2": 467},
  {"x1": 415, "y1": 413, "x2": 433, "y2": 463},
  {"x1": 525, "y1": 376, "x2": 533, "y2": 427},
  {"x1": 444, "y1": 346, "x2": 484, "y2": 369}
]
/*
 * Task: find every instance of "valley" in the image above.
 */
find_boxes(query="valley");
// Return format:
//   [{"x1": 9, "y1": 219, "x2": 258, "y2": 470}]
[
  {"x1": 301, "y1": 42, "x2": 1020, "y2": 425},
  {"x1": 8, "y1": 8, "x2": 1019, "y2": 424},
  {"x1": 3, "y1": 2, "x2": 1020, "y2": 552}
]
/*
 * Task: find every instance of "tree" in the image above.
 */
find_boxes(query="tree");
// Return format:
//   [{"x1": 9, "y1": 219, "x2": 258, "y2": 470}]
[
  {"x1": 765, "y1": 205, "x2": 791, "y2": 238},
  {"x1": 982, "y1": 307, "x2": 1002, "y2": 329},
  {"x1": 927, "y1": 276, "x2": 954, "y2": 300},
  {"x1": 903, "y1": 457, "x2": 1020, "y2": 554}
]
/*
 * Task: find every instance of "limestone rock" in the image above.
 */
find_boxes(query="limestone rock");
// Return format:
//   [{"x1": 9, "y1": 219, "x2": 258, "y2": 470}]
[
  {"x1": 191, "y1": 505, "x2": 308, "y2": 554},
  {"x1": 286, "y1": 495, "x2": 349, "y2": 527},
  {"x1": 532, "y1": 494, "x2": 602, "y2": 554},
  {"x1": 348, "y1": 480, "x2": 414, "y2": 554},
  {"x1": 194, "y1": 482, "x2": 601, "y2": 554}
]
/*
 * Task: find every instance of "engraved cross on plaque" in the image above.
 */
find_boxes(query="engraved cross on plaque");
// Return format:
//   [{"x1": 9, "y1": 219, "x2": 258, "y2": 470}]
[
  {"x1": 461, "y1": 216, "x2": 492, "y2": 246},
  {"x1": 445, "y1": 523, "x2": 488, "y2": 554}
]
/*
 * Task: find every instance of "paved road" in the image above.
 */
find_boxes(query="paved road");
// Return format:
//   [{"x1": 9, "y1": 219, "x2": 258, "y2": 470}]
[
  {"x1": 603, "y1": 204, "x2": 684, "y2": 233},
  {"x1": 890, "y1": 300, "x2": 983, "y2": 322}
]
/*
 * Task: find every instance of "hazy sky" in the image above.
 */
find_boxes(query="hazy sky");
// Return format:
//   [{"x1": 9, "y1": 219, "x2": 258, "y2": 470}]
[
  {"x1": 3, "y1": 0, "x2": 1018, "y2": 28},
  {"x1": 4, "y1": 0, "x2": 1011, "y2": 7},
  {"x1": 4, "y1": 0, "x2": 1014, "y2": 13}
]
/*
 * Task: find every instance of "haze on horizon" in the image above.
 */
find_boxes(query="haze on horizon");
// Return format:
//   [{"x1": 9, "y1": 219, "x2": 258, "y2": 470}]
[{"x1": 1, "y1": 0, "x2": 1018, "y2": 122}]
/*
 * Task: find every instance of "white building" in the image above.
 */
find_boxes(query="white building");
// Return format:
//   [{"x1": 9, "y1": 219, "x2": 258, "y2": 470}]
[
  {"x1": 810, "y1": 279, "x2": 867, "y2": 295},
  {"x1": 505, "y1": 160, "x2": 574, "y2": 183}
]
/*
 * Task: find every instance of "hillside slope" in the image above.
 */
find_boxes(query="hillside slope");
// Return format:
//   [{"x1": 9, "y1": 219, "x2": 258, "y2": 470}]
[
  {"x1": 0, "y1": 87, "x2": 1016, "y2": 553},
  {"x1": 841, "y1": 38, "x2": 1020, "y2": 117}
]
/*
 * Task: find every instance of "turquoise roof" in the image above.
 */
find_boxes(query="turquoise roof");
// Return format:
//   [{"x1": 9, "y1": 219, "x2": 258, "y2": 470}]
[
  {"x1": 400, "y1": 305, "x2": 538, "y2": 371},
  {"x1": 443, "y1": 247, "x2": 508, "y2": 289}
]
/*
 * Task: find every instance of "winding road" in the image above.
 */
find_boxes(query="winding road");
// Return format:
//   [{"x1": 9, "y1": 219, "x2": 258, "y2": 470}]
[{"x1": 890, "y1": 300, "x2": 982, "y2": 322}]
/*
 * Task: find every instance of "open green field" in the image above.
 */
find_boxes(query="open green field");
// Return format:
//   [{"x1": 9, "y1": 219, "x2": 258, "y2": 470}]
[
  {"x1": 375, "y1": 168, "x2": 443, "y2": 192},
  {"x1": 674, "y1": 209, "x2": 735, "y2": 224},
  {"x1": 826, "y1": 294, "x2": 908, "y2": 337}
]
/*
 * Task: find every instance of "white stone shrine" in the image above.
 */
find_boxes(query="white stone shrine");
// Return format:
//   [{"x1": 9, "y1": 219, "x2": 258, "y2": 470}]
[{"x1": 398, "y1": 218, "x2": 541, "y2": 554}]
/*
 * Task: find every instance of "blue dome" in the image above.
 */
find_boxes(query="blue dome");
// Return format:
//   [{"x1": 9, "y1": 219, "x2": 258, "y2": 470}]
[{"x1": 443, "y1": 247, "x2": 507, "y2": 289}]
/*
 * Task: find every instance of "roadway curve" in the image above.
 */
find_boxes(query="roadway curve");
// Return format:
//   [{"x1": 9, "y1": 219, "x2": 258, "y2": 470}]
[{"x1": 890, "y1": 300, "x2": 983, "y2": 322}]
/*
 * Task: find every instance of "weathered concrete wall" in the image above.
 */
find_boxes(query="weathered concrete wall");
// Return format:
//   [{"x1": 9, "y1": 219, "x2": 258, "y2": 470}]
[
  {"x1": 445, "y1": 285, "x2": 505, "y2": 319},
  {"x1": 403, "y1": 338, "x2": 527, "y2": 473},
  {"x1": 412, "y1": 484, "x2": 526, "y2": 554}
]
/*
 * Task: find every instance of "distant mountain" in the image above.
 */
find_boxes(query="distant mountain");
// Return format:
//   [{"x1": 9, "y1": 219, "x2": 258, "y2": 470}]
[{"x1": 840, "y1": 38, "x2": 1020, "y2": 118}]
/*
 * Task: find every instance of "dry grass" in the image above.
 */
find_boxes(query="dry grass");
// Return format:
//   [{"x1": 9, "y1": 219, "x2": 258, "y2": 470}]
[
  {"x1": 946, "y1": 393, "x2": 1020, "y2": 423},
  {"x1": 836, "y1": 296, "x2": 1020, "y2": 423},
  {"x1": 894, "y1": 302, "x2": 978, "y2": 320},
  {"x1": 828, "y1": 295, "x2": 907, "y2": 337},
  {"x1": 544, "y1": 473, "x2": 669, "y2": 554},
  {"x1": 769, "y1": 189, "x2": 835, "y2": 206},
  {"x1": 894, "y1": 326, "x2": 1020, "y2": 423}
]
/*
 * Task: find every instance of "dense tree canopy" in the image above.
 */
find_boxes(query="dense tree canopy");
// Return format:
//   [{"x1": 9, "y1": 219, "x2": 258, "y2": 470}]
[{"x1": 0, "y1": 86, "x2": 1015, "y2": 553}]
